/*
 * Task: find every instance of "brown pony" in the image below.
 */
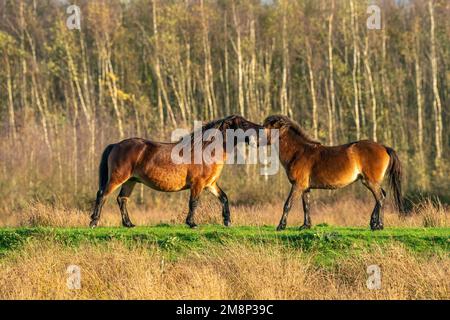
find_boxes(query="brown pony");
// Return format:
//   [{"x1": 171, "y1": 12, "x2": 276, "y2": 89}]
[
  {"x1": 263, "y1": 115, "x2": 405, "y2": 231},
  {"x1": 90, "y1": 115, "x2": 262, "y2": 228}
]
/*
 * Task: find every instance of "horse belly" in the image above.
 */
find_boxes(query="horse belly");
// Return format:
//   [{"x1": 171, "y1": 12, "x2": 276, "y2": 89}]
[
  {"x1": 136, "y1": 166, "x2": 188, "y2": 192},
  {"x1": 311, "y1": 158, "x2": 360, "y2": 189}
]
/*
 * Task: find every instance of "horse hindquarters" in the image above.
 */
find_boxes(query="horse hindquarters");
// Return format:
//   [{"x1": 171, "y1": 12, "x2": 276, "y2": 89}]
[
  {"x1": 90, "y1": 140, "x2": 144, "y2": 228},
  {"x1": 356, "y1": 142, "x2": 398, "y2": 230}
]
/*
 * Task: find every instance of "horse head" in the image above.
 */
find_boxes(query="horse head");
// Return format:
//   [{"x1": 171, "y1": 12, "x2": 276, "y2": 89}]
[{"x1": 219, "y1": 115, "x2": 265, "y2": 147}]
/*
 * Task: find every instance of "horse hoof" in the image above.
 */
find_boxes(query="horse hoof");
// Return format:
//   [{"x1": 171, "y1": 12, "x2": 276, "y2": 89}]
[
  {"x1": 224, "y1": 221, "x2": 231, "y2": 227},
  {"x1": 89, "y1": 220, "x2": 98, "y2": 228},
  {"x1": 276, "y1": 224, "x2": 286, "y2": 231},
  {"x1": 299, "y1": 224, "x2": 311, "y2": 230},
  {"x1": 123, "y1": 222, "x2": 135, "y2": 228},
  {"x1": 370, "y1": 224, "x2": 384, "y2": 231},
  {"x1": 186, "y1": 222, "x2": 198, "y2": 229}
]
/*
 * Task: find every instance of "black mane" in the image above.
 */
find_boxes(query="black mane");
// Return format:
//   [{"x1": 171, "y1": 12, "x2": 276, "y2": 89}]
[
  {"x1": 264, "y1": 115, "x2": 321, "y2": 145},
  {"x1": 182, "y1": 115, "x2": 242, "y2": 149}
]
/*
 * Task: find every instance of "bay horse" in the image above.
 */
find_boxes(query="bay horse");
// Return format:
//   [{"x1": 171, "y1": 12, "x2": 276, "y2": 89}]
[
  {"x1": 90, "y1": 115, "x2": 262, "y2": 228},
  {"x1": 263, "y1": 115, "x2": 405, "y2": 231}
]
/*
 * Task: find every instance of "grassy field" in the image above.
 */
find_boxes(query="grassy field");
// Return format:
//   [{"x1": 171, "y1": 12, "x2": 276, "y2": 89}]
[
  {"x1": 0, "y1": 200, "x2": 448, "y2": 300},
  {"x1": 0, "y1": 224, "x2": 448, "y2": 300},
  {"x1": 0, "y1": 225, "x2": 449, "y2": 261}
]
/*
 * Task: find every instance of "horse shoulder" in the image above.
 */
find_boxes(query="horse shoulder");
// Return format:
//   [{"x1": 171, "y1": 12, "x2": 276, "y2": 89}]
[{"x1": 288, "y1": 147, "x2": 317, "y2": 186}]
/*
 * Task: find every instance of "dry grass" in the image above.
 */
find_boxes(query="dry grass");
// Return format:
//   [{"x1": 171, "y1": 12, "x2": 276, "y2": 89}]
[
  {"x1": 0, "y1": 240, "x2": 447, "y2": 300},
  {"x1": 2, "y1": 197, "x2": 447, "y2": 229},
  {"x1": 0, "y1": 197, "x2": 447, "y2": 300},
  {"x1": 413, "y1": 198, "x2": 448, "y2": 228}
]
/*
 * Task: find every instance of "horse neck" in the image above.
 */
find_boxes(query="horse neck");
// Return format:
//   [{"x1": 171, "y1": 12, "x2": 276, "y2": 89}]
[
  {"x1": 196, "y1": 135, "x2": 229, "y2": 164},
  {"x1": 278, "y1": 129, "x2": 311, "y2": 165}
]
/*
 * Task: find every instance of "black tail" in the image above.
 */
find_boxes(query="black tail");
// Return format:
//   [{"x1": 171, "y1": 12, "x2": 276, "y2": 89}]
[
  {"x1": 385, "y1": 147, "x2": 405, "y2": 215},
  {"x1": 98, "y1": 144, "x2": 115, "y2": 192}
]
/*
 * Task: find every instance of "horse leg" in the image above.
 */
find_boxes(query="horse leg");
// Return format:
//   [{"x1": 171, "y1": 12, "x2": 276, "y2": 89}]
[
  {"x1": 90, "y1": 190, "x2": 106, "y2": 228},
  {"x1": 299, "y1": 189, "x2": 312, "y2": 230},
  {"x1": 277, "y1": 184, "x2": 300, "y2": 231},
  {"x1": 208, "y1": 183, "x2": 231, "y2": 227},
  {"x1": 378, "y1": 188, "x2": 387, "y2": 228},
  {"x1": 90, "y1": 176, "x2": 128, "y2": 228},
  {"x1": 186, "y1": 185, "x2": 202, "y2": 228},
  {"x1": 362, "y1": 179, "x2": 386, "y2": 230},
  {"x1": 117, "y1": 180, "x2": 137, "y2": 228}
]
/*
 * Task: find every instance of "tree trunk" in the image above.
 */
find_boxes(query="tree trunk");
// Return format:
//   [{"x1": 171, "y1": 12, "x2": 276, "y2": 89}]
[
  {"x1": 306, "y1": 39, "x2": 318, "y2": 140},
  {"x1": 31, "y1": 72, "x2": 52, "y2": 153},
  {"x1": 414, "y1": 19, "x2": 426, "y2": 188},
  {"x1": 27, "y1": 32, "x2": 52, "y2": 154},
  {"x1": 363, "y1": 35, "x2": 377, "y2": 142},
  {"x1": 5, "y1": 57, "x2": 17, "y2": 140},
  {"x1": 232, "y1": 1, "x2": 245, "y2": 116},
  {"x1": 280, "y1": 0, "x2": 289, "y2": 115},
  {"x1": 19, "y1": 1, "x2": 29, "y2": 118},
  {"x1": 350, "y1": 0, "x2": 360, "y2": 140},
  {"x1": 68, "y1": 75, "x2": 79, "y2": 192},
  {"x1": 380, "y1": 27, "x2": 393, "y2": 144},
  {"x1": 249, "y1": 16, "x2": 257, "y2": 118},
  {"x1": 152, "y1": 0, "x2": 177, "y2": 128},
  {"x1": 428, "y1": 0, "x2": 443, "y2": 165},
  {"x1": 200, "y1": 0, "x2": 217, "y2": 119},
  {"x1": 223, "y1": 14, "x2": 231, "y2": 116},
  {"x1": 327, "y1": 1, "x2": 336, "y2": 144},
  {"x1": 325, "y1": 80, "x2": 333, "y2": 145},
  {"x1": 105, "y1": 55, "x2": 125, "y2": 139}
]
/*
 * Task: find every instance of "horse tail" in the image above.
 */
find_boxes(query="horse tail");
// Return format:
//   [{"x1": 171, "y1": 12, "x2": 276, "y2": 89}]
[
  {"x1": 385, "y1": 147, "x2": 406, "y2": 216},
  {"x1": 98, "y1": 144, "x2": 115, "y2": 192}
]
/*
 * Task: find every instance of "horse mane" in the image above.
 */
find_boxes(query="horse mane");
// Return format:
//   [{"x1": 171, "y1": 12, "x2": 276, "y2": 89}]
[
  {"x1": 266, "y1": 115, "x2": 321, "y2": 145},
  {"x1": 186, "y1": 116, "x2": 233, "y2": 149}
]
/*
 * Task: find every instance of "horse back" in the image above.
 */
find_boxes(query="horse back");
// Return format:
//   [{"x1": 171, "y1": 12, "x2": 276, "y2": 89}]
[
  {"x1": 129, "y1": 139, "x2": 192, "y2": 191},
  {"x1": 107, "y1": 137, "x2": 226, "y2": 192},
  {"x1": 108, "y1": 138, "x2": 180, "y2": 182}
]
